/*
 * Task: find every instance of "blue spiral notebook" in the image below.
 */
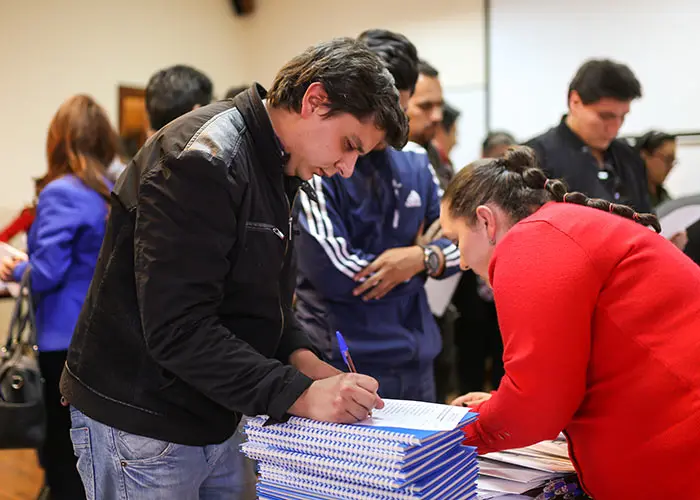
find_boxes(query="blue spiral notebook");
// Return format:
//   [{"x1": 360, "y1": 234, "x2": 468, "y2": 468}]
[
  {"x1": 243, "y1": 442, "x2": 476, "y2": 490},
  {"x1": 256, "y1": 453, "x2": 478, "y2": 499},
  {"x1": 245, "y1": 415, "x2": 473, "y2": 466},
  {"x1": 243, "y1": 399, "x2": 480, "y2": 499}
]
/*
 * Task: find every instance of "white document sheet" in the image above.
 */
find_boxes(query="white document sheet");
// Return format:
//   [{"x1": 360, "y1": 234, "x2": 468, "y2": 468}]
[
  {"x1": 477, "y1": 476, "x2": 545, "y2": 494},
  {"x1": 509, "y1": 440, "x2": 570, "y2": 461},
  {"x1": 355, "y1": 398, "x2": 473, "y2": 432},
  {"x1": 659, "y1": 205, "x2": 700, "y2": 238},
  {"x1": 478, "y1": 458, "x2": 559, "y2": 483},
  {"x1": 482, "y1": 451, "x2": 575, "y2": 474},
  {"x1": 424, "y1": 272, "x2": 462, "y2": 317}
]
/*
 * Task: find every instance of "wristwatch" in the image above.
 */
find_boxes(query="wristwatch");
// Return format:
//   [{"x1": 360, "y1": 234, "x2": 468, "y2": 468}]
[{"x1": 421, "y1": 245, "x2": 441, "y2": 277}]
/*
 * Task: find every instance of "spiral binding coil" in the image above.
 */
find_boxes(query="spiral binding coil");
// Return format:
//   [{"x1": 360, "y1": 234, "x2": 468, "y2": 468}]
[
  {"x1": 259, "y1": 463, "x2": 417, "y2": 500},
  {"x1": 246, "y1": 419, "x2": 411, "y2": 462},
  {"x1": 245, "y1": 427, "x2": 404, "y2": 466},
  {"x1": 242, "y1": 442, "x2": 408, "y2": 490},
  {"x1": 283, "y1": 416, "x2": 424, "y2": 445},
  {"x1": 252, "y1": 415, "x2": 424, "y2": 446}
]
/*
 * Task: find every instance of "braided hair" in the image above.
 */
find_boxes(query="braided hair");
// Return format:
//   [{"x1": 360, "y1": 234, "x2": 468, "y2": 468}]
[{"x1": 443, "y1": 146, "x2": 661, "y2": 233}]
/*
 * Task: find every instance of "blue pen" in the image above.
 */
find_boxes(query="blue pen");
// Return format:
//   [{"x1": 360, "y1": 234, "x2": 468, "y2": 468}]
[{"x1": 335, "y1": 331, "x2": 357, "y2": 373}]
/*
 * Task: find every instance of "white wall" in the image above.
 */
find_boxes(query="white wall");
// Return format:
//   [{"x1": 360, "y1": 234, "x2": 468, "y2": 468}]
[
  {"x1": 0, "y1": 0, "x2": 245, "y2": 223},
  {"x1": 488, "y1": 0, "x2": 700, "y2": 196}
]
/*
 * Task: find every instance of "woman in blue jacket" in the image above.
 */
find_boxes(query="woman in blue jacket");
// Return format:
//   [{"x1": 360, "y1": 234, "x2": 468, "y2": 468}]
[{"x1": 1, "y1": 94, "x2": 117, "y2": 499}]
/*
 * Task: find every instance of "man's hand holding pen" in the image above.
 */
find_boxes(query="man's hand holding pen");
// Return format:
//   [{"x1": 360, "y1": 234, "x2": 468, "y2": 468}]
[{"x1": 288, "y1": 373, "x2": 384, "y2": 424}]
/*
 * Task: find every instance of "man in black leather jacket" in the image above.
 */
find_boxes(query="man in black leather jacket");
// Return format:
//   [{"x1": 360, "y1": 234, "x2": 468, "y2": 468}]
[{"x1": 60, "y1": 37, "x2": 408, "y2": 499}]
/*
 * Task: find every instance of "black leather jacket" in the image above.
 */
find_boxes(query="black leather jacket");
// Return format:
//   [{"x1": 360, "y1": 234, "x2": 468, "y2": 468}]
[{"x1": 61, "y1": 85, "x2": 318, "y2": 445}]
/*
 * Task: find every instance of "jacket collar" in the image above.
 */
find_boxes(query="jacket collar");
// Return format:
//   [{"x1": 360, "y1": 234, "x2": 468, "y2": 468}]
[
  {"x1": 556, "y1": 115, "x2": 590, "y2": 151},
  {"x1": 235, "y1": 83, "x2": 288, "y2": 173},
  {"x1": 556, "y1": 114, "x2": 620, "y2": 156},
  {"x1": 235, "y1": 83, "x2": 317, "y2": 203}
]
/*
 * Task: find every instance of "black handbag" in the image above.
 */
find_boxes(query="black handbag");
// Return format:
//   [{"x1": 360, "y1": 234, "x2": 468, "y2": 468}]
[{"x1": 0, "y1": 266, "x2": 46, "y2": 449}]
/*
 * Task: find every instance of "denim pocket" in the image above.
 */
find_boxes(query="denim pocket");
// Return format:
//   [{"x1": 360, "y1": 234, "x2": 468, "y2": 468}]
[
  {"x1": 70, "y1": 427, "x2": 96, "y2": 500},
  {"x1": 115, "y1": 430, "x2": 175, "y2": 463}
]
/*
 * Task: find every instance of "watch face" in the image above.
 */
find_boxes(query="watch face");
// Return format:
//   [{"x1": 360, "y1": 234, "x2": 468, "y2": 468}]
[{"x1": 427, "y1": 250, "x2": 440, "y2": 274}]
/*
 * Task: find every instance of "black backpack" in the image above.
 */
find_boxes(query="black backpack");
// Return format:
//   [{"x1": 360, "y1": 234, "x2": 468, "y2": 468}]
[{"x1": 0, "y1": 267, "x2": 45, "y2": 449}]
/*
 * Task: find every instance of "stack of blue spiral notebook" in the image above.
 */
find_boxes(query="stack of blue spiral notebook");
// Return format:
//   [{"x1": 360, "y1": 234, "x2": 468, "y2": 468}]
[{"x1": 243, "y1": 399, "x2": 479, "y2": 499}]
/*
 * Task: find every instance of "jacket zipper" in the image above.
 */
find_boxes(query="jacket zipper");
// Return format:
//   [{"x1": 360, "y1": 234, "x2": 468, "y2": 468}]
[
  {"x1": 279, "y1": 192, "x2": 293, "y2": 337},
  {"x1": 246, "y1": 219, "x2": 287, "y2": 336},
  {"x1": 245, "y1": 222, "x2": 284, "y2": 240},
  {"x1": 278, "y1": 188, "x2": 302, "y2": 337}
]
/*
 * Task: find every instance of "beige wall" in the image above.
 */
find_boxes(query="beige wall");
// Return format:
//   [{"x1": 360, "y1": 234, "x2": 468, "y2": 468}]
[
  {"x1": 236, "y1": 0, "x2": 485, "y2": 89},
  {"x1": 0, "y1": 0, "x2": 246, "y2": 225},
  {"x1": 0, "y1": 0, "x2": 485, "y2": 229}
]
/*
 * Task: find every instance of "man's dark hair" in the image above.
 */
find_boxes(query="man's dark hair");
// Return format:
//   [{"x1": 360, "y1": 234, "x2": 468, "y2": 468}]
[
  {"x1": 268, "y1": 37, "x2": 409, "y2": 150},
  {"x1": 145, "y1": 65, "x2": 213, "y2": 130},
  {"x1": 417, "y1": 59, "x2": 439, "y2": 78},
  {"x1": 568, "y1": 59, "x2": 642, "y2": 105},
  {"x1": 441, "y1": 102, "x2": 461, "y2": 132},
  {"x1": 225, "y1": 85, "x2": 249, "y2": 99},
  {"x1": 357, "y1": 29, "x2": 418, "y2": 93},
  {"x1": 482, "y1": 131, "x2": 516, "y2": 156}
]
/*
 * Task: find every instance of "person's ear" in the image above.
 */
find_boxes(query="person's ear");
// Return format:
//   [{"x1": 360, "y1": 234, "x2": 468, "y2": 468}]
[
  {"x1": 475, "y1": 205, "x2": 497, "y2": 244},
  {"x1": 300, "y1": 82, "x2": 329, "y2": 118},
  {"x1": 568, "y1": 90, "x2": 582, "y2": 110}
]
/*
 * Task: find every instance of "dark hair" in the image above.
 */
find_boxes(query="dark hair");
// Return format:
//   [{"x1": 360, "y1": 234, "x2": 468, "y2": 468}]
[
  {"x1": 417, "y1": 59, "x2": 439, "y2": 78},
  {"x1": 145, "y1": 65, "x2": 213, "y2": 130},
  {"x1": 41, "y1": 94, "x2": 118, "y2": 203},
  {"x1": 267, "y1": 37, "x2": 408, "y2": 150},
  {"x1": 482, "y1": 131, "x2": 516, "y2": 156},
  {"x1": 636, "y1": 130, "x2": 676, "y2": 154},
  {"x1": 441, "y1": 102, "x2": 461, "y2": 132},
  {"x1": 443, "y1": 146, "x2": 660, "y2": 232},
  {"x1": 225, "y1": 85, "x2": 249, "y2": 100},
  {"x1": 568, "y1": 59, "x2": 642, "y2": 105},
  {"x1": 357, "y1": 29, "x2": 418, "y2": 93}
]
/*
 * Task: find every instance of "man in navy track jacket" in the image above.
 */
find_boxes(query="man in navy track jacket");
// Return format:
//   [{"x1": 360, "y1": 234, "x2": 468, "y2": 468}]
[{"x1": 294, "y1": 30, "x2": 460, "y2": 402}]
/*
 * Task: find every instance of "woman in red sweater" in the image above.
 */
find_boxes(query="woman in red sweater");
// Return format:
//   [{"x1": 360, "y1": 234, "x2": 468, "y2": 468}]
[{"x1": 440, "y1": 146, "x2": 700, "y2": 499}]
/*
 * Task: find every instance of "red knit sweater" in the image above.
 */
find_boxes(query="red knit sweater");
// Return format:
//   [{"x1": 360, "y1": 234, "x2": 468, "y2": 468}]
[
  {"x1": 463, "y1": 202, "x2": 700, "y2": 499},
  {"x1": 0, "y1": 206, "x2": 34, "y2": 242}
]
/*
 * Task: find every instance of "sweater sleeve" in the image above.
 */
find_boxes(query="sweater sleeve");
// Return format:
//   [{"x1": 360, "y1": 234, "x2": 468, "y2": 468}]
[
  {"x1": 463, "y1": 220, "x2": 601, "y2": 453},
  {"x1": 0, "y1": 207, "x2": 35, "y2": 243}
]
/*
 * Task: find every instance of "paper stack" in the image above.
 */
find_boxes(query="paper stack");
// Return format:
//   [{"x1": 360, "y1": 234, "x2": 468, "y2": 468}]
[
  {"x1": 243, "y1": 399, "x2": 480, "y2": 499},
  {"x1": 476, "y1": 437, "x2": 576, "y2": 499}
]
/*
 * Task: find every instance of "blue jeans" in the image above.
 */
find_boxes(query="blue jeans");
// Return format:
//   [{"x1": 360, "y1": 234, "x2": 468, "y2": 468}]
[{"x1": 69, "y1": 407, "x2": 256, "y2": 500}]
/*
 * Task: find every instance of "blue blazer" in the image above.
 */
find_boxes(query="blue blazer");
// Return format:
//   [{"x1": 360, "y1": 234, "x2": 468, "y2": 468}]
[{"x1": 13, "y1": 175, "x2": 110, "y2": 352}]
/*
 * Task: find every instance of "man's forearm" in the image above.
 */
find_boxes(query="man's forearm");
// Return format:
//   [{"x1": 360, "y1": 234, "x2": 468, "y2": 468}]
[{"x1": 289, "y1": 348, "x2": 342, "y2": 380}]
